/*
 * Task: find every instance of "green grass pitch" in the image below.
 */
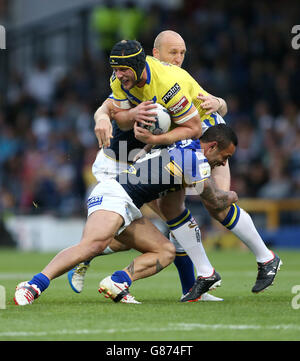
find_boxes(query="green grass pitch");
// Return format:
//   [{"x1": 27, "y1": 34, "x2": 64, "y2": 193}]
[{"x1": 0, "y1": 247, "x2": 299, "y2": 341}]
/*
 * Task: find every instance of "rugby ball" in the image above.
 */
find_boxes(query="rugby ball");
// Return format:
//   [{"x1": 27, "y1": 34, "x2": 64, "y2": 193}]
[{"x1": 143, "y1": 103, "x2": 171, "y2": 135}]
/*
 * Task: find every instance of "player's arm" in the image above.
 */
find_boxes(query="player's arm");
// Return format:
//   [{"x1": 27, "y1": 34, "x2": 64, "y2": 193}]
[
  {"x1": 94, "y1": 98, "x2": 114, "y2": 148},
  {"x1": 111, "y1": 100, "x2": 158, "y2": 131},
  {"x1": 133, "y1": 144, "x2": 153, "y2": 162},
  {"x1": 110, "y1": 73, "x2": 159, "y2": 130},
  {"x1": 109, "y1": 74, "x2": 154, "y2": 131},
  {"x1": 195, "y1": 177, "x2": 238, "y2": 211},
  {"x1": 134, "y1": 104, "x2": 202, "y2": 145},
  {"x1": 198, "y1": 93, "x2": 228, "y2": 117},
  {"x1": 94, "y1": 96, "x2": 155, "y2": 147}
]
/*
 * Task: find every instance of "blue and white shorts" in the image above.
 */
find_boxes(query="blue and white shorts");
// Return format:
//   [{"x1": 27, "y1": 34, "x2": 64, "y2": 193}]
[{"x1": 87, "y1": 178, "x2": 142, "y2": 235}]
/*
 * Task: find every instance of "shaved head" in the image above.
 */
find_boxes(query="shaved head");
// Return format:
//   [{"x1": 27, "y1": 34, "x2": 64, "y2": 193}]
[
  {"x1": 153, "y1": 30, "x2": 186, "y2": 67},
  {"x1": 153, "y1": 30, "x2": 185, "y2": 50}
]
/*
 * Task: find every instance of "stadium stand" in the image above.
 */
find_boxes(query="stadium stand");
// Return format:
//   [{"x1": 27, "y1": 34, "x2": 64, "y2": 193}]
[{"x1": 0, "y1": 0, "x2": 299, "y2": 248}]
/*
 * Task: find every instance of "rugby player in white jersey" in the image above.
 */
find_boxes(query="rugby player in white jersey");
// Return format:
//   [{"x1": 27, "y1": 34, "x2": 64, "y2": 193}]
[
  {"x1": 69, "y1": 33, "x2": 282, "y2": 301},
  {"x1": 14, "y1": 125, "x2": 239, "y2": 306}
]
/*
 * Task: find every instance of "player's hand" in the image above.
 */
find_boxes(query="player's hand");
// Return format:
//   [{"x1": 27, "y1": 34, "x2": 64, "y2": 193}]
[
  {"x1": 133, "y1": 144, "x2": 153, "y2": 162},
  {"x1": 134, "y1": 122, "x2": 156, "y2": 144},
  {"x1": 131, "y1": 101, "x2": 158, "y2": 127},
  {"x1": 198, "y1": 93, "x2": 221, "y2": 115},
  {"x1": 94, "y1": 116, "x2": 113, "y2": 148},
  {"x1": 133, "y1": 148, "x2": 147, "y2": 162}
]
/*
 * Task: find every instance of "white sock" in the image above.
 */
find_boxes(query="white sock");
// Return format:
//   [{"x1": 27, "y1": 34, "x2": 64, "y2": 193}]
[
  {"x1": 221, "y1": 204, "x2": 273, "y2": 263},
  {"x1": 167, "y1": 209, "x2": 214, "y2": 277},
  {"x1": 169, "y1": 232, "x2": 185, "y2": 253}
]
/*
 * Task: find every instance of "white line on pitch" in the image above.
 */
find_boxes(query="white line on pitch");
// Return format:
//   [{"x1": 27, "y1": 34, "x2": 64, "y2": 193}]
[{"x1": 0, "y1": 323, "x2": 300, "y2": 338}]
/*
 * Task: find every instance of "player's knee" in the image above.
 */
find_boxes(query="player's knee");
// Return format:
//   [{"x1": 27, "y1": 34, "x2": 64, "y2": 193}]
[
  {"x1": 80, "y1": 236, "x2": 111, "y2": 259},
  {"x1": 159, "y1": 201, "x2": 185, "y2": 221},
  {"x1": 109, "y1": 239, "x2": 131, "y2": 252},
  {"x1": 161, "y1": 240, "x2": 176, "y2": 265},
  {"x1": 204, "y1": 201, "x2": 231, "y2": 222}
]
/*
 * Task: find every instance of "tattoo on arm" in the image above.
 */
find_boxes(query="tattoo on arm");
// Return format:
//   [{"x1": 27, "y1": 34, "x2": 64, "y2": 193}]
[
  {"x1": 126, "y1": 261, "x2": 134, "y2": 277},
  {"x1": 201, "y1": 178, "x2": 232, "y2": 211},
  {"x1": 156, "y1": 260, "x2": 163, "y2": 273}
]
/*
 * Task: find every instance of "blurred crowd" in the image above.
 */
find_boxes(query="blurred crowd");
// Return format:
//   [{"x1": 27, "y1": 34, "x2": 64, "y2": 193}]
[{"x1": 0, "y1": 0, "x2": 300, "y2": 218}]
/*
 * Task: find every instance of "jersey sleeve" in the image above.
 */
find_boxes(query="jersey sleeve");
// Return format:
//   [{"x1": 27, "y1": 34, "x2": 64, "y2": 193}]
[
  {"x1": 159, "y1": 67, "x2": 211, "y2": 123},
  {"x1": 188, "y1": 150, "x2": 211, "y2": 185},
  {"x1": 167, "y1": 143, "x2": 211, "y2": 186},
  {"x1": 160, "y1": 81, "x2": 193, "y2": 121}
]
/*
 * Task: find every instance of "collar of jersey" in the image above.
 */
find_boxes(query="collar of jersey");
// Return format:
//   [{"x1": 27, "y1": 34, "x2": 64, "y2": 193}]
[
  {"x1": 145, "y1": 61, "x2": 151, "y2": 84},
  {"x1": 173, "y1": 139, "x2": 202, "y2": 149},
  {"x1": 121, "y1": 85, "x2": 142, "y2": 103}
]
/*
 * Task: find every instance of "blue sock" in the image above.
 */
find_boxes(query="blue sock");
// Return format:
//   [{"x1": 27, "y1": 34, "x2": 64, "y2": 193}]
[
  {"x1": 173, "y1": 253, "x2": 195, "y2": 295},
  {"x1": 28, "y1": 273, "x2": 50, "y2": 292},
  {"x1": 111, "y1": 270, "x2": 132, "y2": 286}
]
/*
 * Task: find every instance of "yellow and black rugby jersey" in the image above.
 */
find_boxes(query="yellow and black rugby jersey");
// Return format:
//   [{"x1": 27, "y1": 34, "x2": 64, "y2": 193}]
[{"x1": 110, "y1": 56, "x2": 211, "y2": 124}]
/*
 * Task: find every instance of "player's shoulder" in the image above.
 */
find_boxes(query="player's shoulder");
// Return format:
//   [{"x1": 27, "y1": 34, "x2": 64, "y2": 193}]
[
  {"x1": 168, "y1": 139, "x2": 202, "y2": 158},
  {"x1": 183, "y1": 141, "x2": 211, "y2": 180},
  {"x1": 167, "y1": 139, "x2": 211, "y2": 181},
  {"x1": 147, "y1": 58, "x2": 197, "y2": 112},
  {"x1": 146, "y1": 55, "x2": 169, "y2": 67},
  {"x1": 173, "y1": 139, "x2": 201, "y2": 150},
  {"x1": 147, "y1": 55, "x2": 189, "y2": 78}
]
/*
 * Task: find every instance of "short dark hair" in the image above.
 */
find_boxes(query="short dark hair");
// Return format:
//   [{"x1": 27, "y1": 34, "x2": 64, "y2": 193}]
[{"x1": 200, "y1": 124, "x2": 238, "y2": 150}]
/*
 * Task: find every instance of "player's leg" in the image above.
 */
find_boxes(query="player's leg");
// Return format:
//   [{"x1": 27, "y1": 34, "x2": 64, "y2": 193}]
[
  {"x1": 158, "y1": 189, "x2": 222, "y2": 302},
  {"x1": 99, "y1": 216, "x2": 175, "y2": 303},
  {"x1": 159, "y1": 189, "x2": 214, "y2": 277},
  {"x1": 100, "y1": 198, "x2": 166, "y2": 258},
  {"x1": 68, "y1": 150, "x2": 130, "y2": 292},
  {"x1": 201, "y1": 115, "x2": 281, "y2": 292},
  {"x1": 68, "y1": 197, "x2": 162, "y2": 294},
  {"x1": 43, "y1": 210, "x2": 122, "y2": 279},
  {"x1": 169, "y1": 233, "x2": 196, "y2": 296},
  {"x1": 204, "y1": 162, "x2": 282, "y2": 292},
  {"x1": 119, "y1": 216, "x2": 175, "y2": 280},
  {"x1": 68, "y1": 237, "x2": 130, "y2": 293},
  {"x1": 157, "y1": 191, "x2": 196, "y2": 296},
  {"x1": 145, "y1": 193, "x2": 196, "y2": 296},
  {"x1": 142, "y1": 198, "x2": 197, "y2": 296},
  {"x1": 14, "y1": 210, "x2": 123, "y2": 306}
]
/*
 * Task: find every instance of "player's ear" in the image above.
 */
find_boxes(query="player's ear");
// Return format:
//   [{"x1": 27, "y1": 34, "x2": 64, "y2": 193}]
[
  {"x1": 209, "y1": 141, "x2": 218, "y2": 151},
  {"x1": 152, "y1": 47, "x2": 159, "y2": 59}
]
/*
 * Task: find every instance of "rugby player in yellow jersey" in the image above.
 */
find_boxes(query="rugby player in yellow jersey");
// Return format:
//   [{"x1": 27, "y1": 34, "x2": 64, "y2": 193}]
[
  {"x1": 69, "y1": 33, "x2": 281, "y2": 301},
  {"x1": 109, "y1": 44, "x2": 207, "y2": 145},
  {"x1": 69, "y1": 37, "x2": 229, "y2": 302},
  {"x1": 68, "y1": 34, "x2": 227, "y2": 302},
  {"x1": 112, "y1": 38, "x2": 281, "y2": 294},
  {"x1": 109, "y1": 38, "x2": 281, "y2": 294}
]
